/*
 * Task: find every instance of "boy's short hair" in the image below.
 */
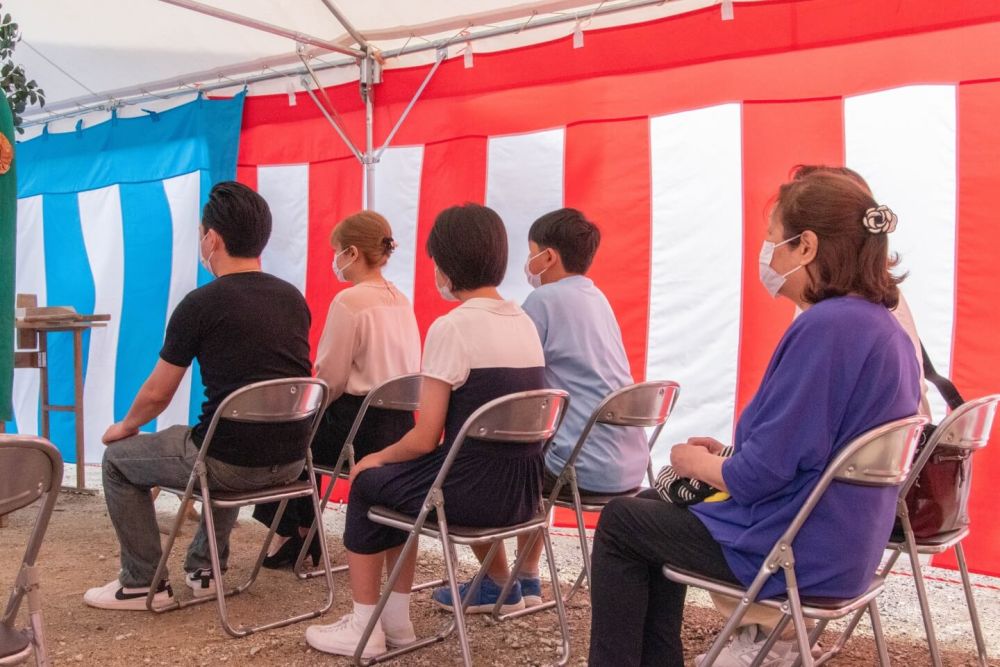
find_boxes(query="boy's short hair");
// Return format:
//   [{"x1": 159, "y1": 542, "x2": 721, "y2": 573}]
[
  {"x1": 528, "y1": 208, "x2": 601, "y2": 274},
  {"x1": 201, "y1": 181, "x2": 272, "y2": 258}
]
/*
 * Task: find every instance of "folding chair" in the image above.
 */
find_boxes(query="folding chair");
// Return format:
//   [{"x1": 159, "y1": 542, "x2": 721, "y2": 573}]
[
  {"x1": 0, "y1": 435, "x2": 63, "y2": 667},
  {"x1": 828, "y1": 394, "x2": 999, "y2": 667},
  {"x1": 663, "y1": 415, "x2": 928, "y2": 667},
  {"x1": 295, "y1": 373, "x2": 425, "y2": 579},
  {"x1": 149, "y1": 378, "x2": 335, "y2": 638},
  {"x1": 353, "y1": 389, "x2": 571, "y2": 667}
]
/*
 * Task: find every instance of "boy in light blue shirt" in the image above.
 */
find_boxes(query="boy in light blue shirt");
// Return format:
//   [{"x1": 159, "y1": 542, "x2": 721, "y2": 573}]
[{"x1": 516, "y1": 208, "x2": 649, "y2": 605}]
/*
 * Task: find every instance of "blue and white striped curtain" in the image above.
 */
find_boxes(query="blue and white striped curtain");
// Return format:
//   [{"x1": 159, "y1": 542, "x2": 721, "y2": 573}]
[{"x1": 7, "y1": 94, "x2": 244, "y2": 465}]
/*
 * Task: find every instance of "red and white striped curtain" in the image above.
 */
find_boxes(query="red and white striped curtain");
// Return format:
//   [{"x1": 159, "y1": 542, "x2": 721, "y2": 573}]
[{"x1": 236, "y1": 0, "x2": 1000, "y2": 574}]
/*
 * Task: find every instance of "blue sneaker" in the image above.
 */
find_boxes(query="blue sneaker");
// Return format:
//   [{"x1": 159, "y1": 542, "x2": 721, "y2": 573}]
[
  {"x1": 518, "y1": 576, "x2": 542, "y2": 607},
  {"x1": 431, "y1": 575, "x2": 524, "y2": 614}
]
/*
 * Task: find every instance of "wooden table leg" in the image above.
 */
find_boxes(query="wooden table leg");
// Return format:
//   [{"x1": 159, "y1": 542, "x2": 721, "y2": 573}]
[
  {"x1": 39, "y1": 332, "x2": 50, "y2": 440},
  {"x1": 73, "y1": 329, "x2": 85, "y2": 491}
]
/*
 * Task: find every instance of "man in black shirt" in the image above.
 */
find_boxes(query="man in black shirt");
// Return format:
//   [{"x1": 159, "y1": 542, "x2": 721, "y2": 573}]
[{"x1": 84, "y1": 182, "x2": 312, "y2": 611}]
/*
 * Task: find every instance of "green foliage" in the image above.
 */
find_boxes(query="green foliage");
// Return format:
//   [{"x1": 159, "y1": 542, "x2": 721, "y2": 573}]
[{"x1": 0, "y1": 5, "x2": 44, "y2": 133}]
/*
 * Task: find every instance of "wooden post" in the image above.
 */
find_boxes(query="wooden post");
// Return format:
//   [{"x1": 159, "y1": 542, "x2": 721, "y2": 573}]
[{"x1": 73, "y1": 329, "x2": 85, "y2": 490}]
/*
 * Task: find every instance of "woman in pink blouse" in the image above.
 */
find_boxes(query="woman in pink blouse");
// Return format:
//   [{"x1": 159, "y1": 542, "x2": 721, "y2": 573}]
[{"x1": 253, "y1": 211, "x2": 421, "y2": 568}]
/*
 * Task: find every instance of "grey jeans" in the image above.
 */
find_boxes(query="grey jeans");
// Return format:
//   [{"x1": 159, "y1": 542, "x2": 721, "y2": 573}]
[{"x1": 102, "y1": 425, "x2": 303, "y2": 588}]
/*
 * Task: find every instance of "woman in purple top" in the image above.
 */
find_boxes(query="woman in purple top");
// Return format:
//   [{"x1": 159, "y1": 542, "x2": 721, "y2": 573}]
[{"x1": 588, "y1": 169, "x2": 921, "y2": 666}]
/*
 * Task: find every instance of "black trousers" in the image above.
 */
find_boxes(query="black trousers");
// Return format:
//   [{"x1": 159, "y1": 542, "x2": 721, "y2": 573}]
[
  {"x1": 252, "y1": 394, "x2": 414, "y2": 537},
  {"x1": 588, "y1": 490, "x2": 740, "y2": 667}
]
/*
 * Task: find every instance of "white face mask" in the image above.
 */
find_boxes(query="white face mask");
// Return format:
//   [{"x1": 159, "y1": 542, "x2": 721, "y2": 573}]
[
  {"x1": 524, "y1": 250, "x2": 549, "y2": 289},
  {"x1": 435, "y1": 266, "x2": 459, "y2": 302},
  {"x1": 758, "y1": 234, "x2": 803, "y2": 298},
  {"x1": 199, "y1": 231, "x2": 215, "y2": 277},
  {"x1": 332, "y1": 247, "x2": 355, "y2": 283}
]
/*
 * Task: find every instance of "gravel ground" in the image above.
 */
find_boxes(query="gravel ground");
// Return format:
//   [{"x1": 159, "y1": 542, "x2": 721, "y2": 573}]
[{"x1": 0, "y1": 463, "x2": 996, "y2": 666}]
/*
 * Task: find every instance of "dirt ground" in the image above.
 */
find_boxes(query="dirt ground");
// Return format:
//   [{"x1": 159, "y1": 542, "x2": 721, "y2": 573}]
[{"x1": 1, "y1": 491, "x2": 993, "y2": 666}]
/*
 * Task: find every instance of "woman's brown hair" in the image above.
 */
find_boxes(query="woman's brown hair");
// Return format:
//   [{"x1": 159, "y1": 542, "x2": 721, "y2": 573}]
[
  {"x1": 775, "y1": 169, "x2": 904, "y2": 309},
  {"x1": 331, "y1": 211, "x2": 395, "y2": 267}
]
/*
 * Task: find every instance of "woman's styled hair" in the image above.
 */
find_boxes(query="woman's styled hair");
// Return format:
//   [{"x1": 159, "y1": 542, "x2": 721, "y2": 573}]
[
  {"x1": 775, "y1": 168, "x2": 904, "y2": 309},
  {"x1": 331, "y1": 210, "x2": 396, "y2": 267},
  {"x1": 426, "y1": 203, "x2": 507, "y2": 291}
]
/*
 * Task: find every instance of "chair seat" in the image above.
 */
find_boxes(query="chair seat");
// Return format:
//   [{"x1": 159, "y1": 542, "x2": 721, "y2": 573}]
[
  {"x1": 551, "y1": 486, "x2": 642, "y2": 510},
  {"x1": 662, "y1": 564, "x2": 884, "y2": 617},
  {"x1": 0, "y1": 624, "x2": 30, "y2": 661},
  {"x1": 888, "y1": 526, "x2": 969, "y2": 554},
  {"x1": 368, "y1": 506, "x2": 548, "y2": 544},
  {"x1": 160, "y1": 479, "x2": 314, "y2": 506}
]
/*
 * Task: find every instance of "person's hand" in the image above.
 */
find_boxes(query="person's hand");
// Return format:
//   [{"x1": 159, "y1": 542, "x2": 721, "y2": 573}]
[
  {"x1": 102, "y1": 422, "x2": 138, "y2": 445},
  {"x1": 670, "y1": 443, "x2": 713, "y2": 479},
  {"x1": 682, "y1": 436, "x2": 726, "y2": 455},
  {"x1": 349, "y1": 452, "x2": 385, "y2": 483}
]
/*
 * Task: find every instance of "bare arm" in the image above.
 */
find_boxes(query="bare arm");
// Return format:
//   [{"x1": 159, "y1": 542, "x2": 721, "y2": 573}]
[
  {"x1": 349, "y1": 378, "x2": 451, "y2": 480},
  {"x1": 102, "y1": 360, "x2": 186, "y2": 444}
]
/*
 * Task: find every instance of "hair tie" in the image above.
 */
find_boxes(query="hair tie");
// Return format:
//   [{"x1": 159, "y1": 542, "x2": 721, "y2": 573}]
[
  {"x1": 381, "y1": 237, "x2": 397, "y2": 254},
  {"x1": 862, "y1": 205, "x2": 898, "y2": 235}
]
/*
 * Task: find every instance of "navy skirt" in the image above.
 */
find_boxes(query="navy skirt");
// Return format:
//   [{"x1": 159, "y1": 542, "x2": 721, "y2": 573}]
[{"x1": 344, "y1": 441, "x2": 545, "y2": 554}]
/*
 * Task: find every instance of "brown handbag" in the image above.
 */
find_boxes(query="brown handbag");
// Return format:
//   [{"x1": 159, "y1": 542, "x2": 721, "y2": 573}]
[{"x1": 901, "y1": 344, "x2": 970, "y2": 538}]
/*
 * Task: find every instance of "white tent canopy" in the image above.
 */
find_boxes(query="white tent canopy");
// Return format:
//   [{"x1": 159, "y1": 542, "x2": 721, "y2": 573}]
[{"x1": 11, "y1": 0, "x2": 746, "y2": 132}]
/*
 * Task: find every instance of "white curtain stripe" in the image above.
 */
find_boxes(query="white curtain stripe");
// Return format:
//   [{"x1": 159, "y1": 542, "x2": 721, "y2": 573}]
[
  {"x1": 372, "y1": 146, "x2": 424, "y2": 301},
  {"x1": 11, "y1": 195, "x2": 46, "y2": 435},
  {"x1": 158, "y1": 172, "x2": 201, "y2": 429},
  {"x1": 78, "y1": 185, "x2": 126, "y2": 463},
  {"x1": 486, "y1": 128, "x2": 566, "y2": 305},
  {"x1": 846, "y1": 85, "x2": 958, "y2": 421},
  {"x1": 647, "y1": 103, "x2": 744, "y2": 470},
  {"x1": 258, "y1": 164, "x2": 310, "y2": 294}
]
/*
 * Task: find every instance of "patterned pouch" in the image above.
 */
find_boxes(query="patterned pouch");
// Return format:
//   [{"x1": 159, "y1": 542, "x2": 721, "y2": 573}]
[{"x1": 654, "y1": 446, "x2": 733, "y2": 506}]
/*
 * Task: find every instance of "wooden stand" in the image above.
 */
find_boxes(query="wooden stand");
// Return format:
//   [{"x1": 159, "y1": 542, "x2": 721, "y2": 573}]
[{"x1": 15, "y1": 294, "x2": 109, "y2": 494}]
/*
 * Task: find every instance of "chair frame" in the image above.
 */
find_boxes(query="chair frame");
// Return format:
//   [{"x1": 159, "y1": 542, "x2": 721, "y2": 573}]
[
  {"x1": 352, "y1": 389, "x2": 571, "y2": 667},
  {"x1": 148, "y1": 377, "x2": 335, "y2": 638},
  {"x1": 503, "y1": 380, "x2": 681, "y2": 612},
  {"x1": 0, "y1": 435, "x2": 63, "y2": 667},
  {"x1": 294, "y1": 373, "x2": 426, "y2": 578},
  {"x1": 829, "y1": 394, "x2": 1000, "y2": 667},
  {"x1": 663, "y1": 415, "x2": 928, "y2": 667}
]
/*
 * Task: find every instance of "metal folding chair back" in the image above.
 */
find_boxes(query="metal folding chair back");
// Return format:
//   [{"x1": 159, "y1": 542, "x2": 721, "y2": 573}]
[
  {"x1": 664, "y1": 415, "x2": 927, "y2": 667},
  {"x1": 357, "y1": 389, "x2": 571, "y2": 667},
  {"x1": 148, "y1": 377, "x2": 335, "y2": 638},
  {"x1": 881, "y1": 394, "x2": 1000, "y2": 667},
  {"x1": 297, "y1": 373, "x2": 425, "y2": 578},
  {"x1": 535, "y1": 380, "x2": 679, "y2": 605},
  {"x1": 0, "y1": 435, "x2": 63, "y2": 667}
]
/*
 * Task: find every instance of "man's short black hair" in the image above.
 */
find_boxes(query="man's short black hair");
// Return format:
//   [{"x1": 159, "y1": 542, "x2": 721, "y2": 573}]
[
  {"x1": 201, "y1": 181, "x2": 272, "y2": 258},
  {"x1": 528, "y1": 208, "x2": 601, "y2": 274},
  {"x1": 426, "y1": 203, "x2": 507, "y2": 291}
]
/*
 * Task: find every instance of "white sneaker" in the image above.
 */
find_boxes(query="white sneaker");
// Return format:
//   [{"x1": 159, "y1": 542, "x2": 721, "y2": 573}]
[
  {"x1": 305, "y1": 613, "x2": 387, "y2": 658},
  {"x1": 83, "y1": 579, "x2": 174, "y2": 611},
  {"x1": 185, "y1": 568, "x2": 216, "y2": 599},
  {"x1": 696, "y1": 625, "x2": 796, "y2": 667},
  {"x1": 382, "y1": 619, "x2": 417, "y2": 647}
]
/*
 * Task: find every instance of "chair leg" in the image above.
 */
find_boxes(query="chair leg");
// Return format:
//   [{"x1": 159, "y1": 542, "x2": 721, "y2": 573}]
[
  {"x1": 23, "y1": 563, "x2": 50, "y2": 667},
  {"x1": 307, "y1": 486, "x2": 336, "y2": 616},
  {"x1": 147, "y1": 484, "x2": 194, "y2": 613},
  {"x1": 903, "y1": 538, "x2": 943, "y2": 667},
  {"x1": 541, "y1": 527, "x2": 571, "y2": 666},
  {"x1": 296, "y1": 453, "x2": 350, "y2": 579},
  {"x1": 868, "y1": 600, "x2": 891, "y2": 666},
  {"x1": 955, "y1": 543, "x2": 988, "y2": 667},
  {"x1": 784, "y1": 586, "x2": 814, "y2": 667},
  {"x1": 566, "y1": 481, "x2": 591, "y2": 604},
  {"x1": 824, "y1": 550, "x2": 903, "y2": 661},
  {"x1": 201, "y1": 488, "x2": 243, "y2": 638},
  {"x1": 750, "y1": 614, "x2": 792, "y2": 667},
  {"x1": 439, "y1": 522, "x2": 474, "y2": 667}
]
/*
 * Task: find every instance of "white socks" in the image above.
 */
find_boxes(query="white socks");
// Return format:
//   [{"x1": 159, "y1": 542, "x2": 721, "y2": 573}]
[
  {"x1": 381, "y1": 591, "x2": 411, "y2": 629},
  {"x1": 352, "y1": 602, "x2": 377, "y2": 629}
]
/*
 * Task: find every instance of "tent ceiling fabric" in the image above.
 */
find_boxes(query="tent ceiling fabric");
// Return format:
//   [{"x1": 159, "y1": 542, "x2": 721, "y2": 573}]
[{"x1": 10, "y1": 0, "x2": 748, "y2": 124}]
